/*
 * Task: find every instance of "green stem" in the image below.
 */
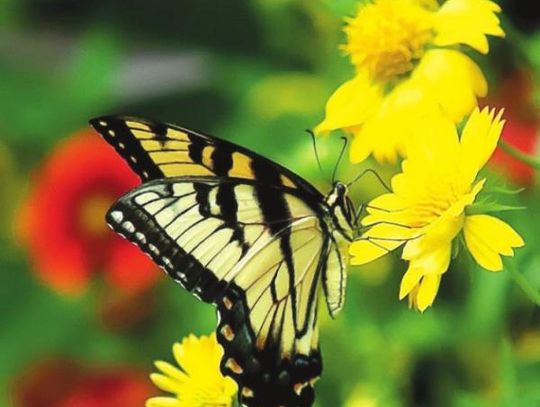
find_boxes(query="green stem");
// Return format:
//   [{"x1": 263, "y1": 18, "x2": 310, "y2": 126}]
[
  {"x1": 498, "y1": 140, "x2": 540, "y2": 170},
  {"x1": 506, "y1": 261, "x2": 540, "y2": 306}
]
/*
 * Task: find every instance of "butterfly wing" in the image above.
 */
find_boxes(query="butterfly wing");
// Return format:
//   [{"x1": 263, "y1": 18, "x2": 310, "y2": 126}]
[
  {"x1": 89, "y1": 116, "x2": 322, "y2": 199},
  {"x1": 106, "y1": 177, "x2": 330, "y2": 406}
]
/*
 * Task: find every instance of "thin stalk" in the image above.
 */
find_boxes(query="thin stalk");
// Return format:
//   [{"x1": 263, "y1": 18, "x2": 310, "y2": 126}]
[
  {"x1": 506, "y1": 261, "x2": 540, "y2": 306},
  {"x1": 499, "y1": 140, "x2": 540, "y2": 170}
]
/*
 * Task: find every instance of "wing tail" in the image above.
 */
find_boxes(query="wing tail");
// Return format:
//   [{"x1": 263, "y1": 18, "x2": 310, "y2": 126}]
[{"x1": 216, "y1": 282, "x2": 322, "y2": 407}]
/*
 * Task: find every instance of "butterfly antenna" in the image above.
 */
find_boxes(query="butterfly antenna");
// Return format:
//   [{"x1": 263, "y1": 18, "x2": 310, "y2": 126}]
[
  {"x1": 332, "y1": 136, "x2": 348, "y2": 184},
  {"x1": 347, "y1": 168, "x2": 391, "y2": 192},
  {"x1": 306, "y1": 129, "x2": 324, "y2": 175}
]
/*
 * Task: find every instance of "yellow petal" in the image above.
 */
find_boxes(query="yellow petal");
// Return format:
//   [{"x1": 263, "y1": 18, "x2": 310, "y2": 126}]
[
  {"x1": 350, "y1": 80, "x2": 443, "y2": 163},
  {"x1": 349, "y1": 223, "x2": 406, "y2": 265},
  {"x1": 404, "y1": 242, "x2": 452, "y2": 274},
  {"x1": 367, "y1": 193, "x2": 406, "y2": 214},
  {"x1": 459, "y1": 107, "x2": 505, "y2": 183},
  {"x1": 433, "y1": 0, "x2": 504, "y2": 54},
  {"x1": 349, "y1": 239, "x2": 389, "y2": 265},
  {"x1": 412, "y1": 49, "x2": 487, "y2": 123},
  {"x1": 154, "y1": 360, "x2": 188, "y2": 383},
  {"x1": 315, "y1": 72, "x2": 383, "y2": 134},
  {"x1": 362, "y1": 193, "x2": 413, "y2": 229},
  {"x1": 399, "y1": 244, "x2": 451, "y2": 309},
  {"x1": 150, "y1": 373, "x2": 182, "y2": 394},
  {"x1": 402, "y1": 213, "x2": 463, "y2": 260},
  {"x1": 399, "y1": 264, "x2": 424, "y2": 299},
  {"x1": 463, "y1": 214, "x2": 525, "y2": 271},
  {"x1": 350, "y1": 126, "x2": 377, "y2": 164},
  {"x1": 416, "y1": 273, "x2": 442, "y2": 311},
  {"x1": 356, "y1": 121, "x2": 402, "y2": 164},
  {"x1": 406, "y1": 106, "x2": 460, "y2": 164}
]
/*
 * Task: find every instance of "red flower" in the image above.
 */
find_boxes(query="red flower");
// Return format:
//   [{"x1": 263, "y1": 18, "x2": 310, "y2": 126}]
[
  {"x1": 59, "y1": 371, "x2": 153, "y2": 407},
  {"x1": 18, "y1": 129, "x2": 158, "y2": 295},
  {"x1": 483, "y1": 69, "x2": 539, "y2": 186},
  {"x1": 12, "y1": 359, "x2": 153, "y2": 407}
]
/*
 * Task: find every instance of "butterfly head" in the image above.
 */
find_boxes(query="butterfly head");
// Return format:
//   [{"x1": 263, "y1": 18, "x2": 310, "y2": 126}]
[{"x1": 325, "y1": 181, "x2": 356, "y2": 241}]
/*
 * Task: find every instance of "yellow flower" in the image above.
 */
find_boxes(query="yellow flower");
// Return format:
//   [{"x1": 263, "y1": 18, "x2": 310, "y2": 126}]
[
  {"x1": 147, "y1": 333, "x2": 238, "y2": 407},
  {"x1": 316, "y1": 0, "x2": 504, "y2": 164},
  {"x1": 349, "y1": 107, "x2": 524, "y2": 311}
]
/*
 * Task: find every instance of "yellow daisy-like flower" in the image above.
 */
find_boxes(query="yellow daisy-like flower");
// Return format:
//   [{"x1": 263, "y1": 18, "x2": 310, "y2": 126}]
[
  {"x1": 147, "y1": 333, "x2": 238, "y2": 407},
  {"x1": 316, "y1": 0, "x2": 504, "y2": 164},
  {"x1": 349, "y1": 107, "x2": 524, "y2": 311}
]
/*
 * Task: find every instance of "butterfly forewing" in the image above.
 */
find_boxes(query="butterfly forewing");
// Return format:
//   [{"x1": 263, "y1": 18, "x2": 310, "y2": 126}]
[{"x1": 90, "y1": 116, "x2": 322, "y2": 197}]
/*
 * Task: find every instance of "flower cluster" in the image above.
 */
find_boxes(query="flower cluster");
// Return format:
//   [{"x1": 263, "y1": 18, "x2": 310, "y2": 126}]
[
  {"x1": 349, "y1": 108, "x2": 524, "y2": 311},
  {"x1": 316, "y1": 0, "x2": 526, "y2": 311},
  {"x1": 317, "y1": 0, "x2": 504, "y2": 164}
]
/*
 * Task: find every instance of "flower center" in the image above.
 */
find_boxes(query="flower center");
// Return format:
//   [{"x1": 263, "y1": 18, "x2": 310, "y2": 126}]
[
  {"x1": 79, "y1": 194, "x2": 112, "y2": 238},
  {"x1": 343, "y1": 0, "x2": 434, "y2": 81}
]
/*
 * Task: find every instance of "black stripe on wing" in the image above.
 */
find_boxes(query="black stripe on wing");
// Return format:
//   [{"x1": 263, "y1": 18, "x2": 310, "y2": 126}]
[{"x1": 251, "y1": 157, "x2": 300, "y2": 330}]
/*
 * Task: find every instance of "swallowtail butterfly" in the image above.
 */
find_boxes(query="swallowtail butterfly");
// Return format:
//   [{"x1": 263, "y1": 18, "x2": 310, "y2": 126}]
[{"x1": 90, "y1": 116, "x2": 357, "y2": 407}]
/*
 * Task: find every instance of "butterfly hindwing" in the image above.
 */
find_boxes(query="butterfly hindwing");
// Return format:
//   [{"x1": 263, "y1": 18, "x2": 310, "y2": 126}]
[{"x1": 106, "y1": 177, "x2": 330, "y2": 406}]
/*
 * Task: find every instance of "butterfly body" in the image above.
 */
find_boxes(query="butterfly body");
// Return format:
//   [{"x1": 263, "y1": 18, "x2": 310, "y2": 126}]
[{"x1": 91, "y1": 116, "x2": 356, "y2": 407}]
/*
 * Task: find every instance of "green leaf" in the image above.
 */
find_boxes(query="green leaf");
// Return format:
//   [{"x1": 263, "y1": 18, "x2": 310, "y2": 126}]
[
  {"x1": 466, "y1": 201, "x2": 526, "y2": 215},
  {"x1": 482, "y1": 185, "x2": 525, "y2": 195}
]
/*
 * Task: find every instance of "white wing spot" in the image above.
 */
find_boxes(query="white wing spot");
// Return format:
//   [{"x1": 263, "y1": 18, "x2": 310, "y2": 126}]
[
  {"x1": 130, "y1": 156, "x2": 138, "y2": 163},
  {"x1": 118, "y1": 142, "x2": 125, "y2": 149},
  {"x1": 108, "y1": 129, "x2": 115, "y2": 137},
  {"x1": 135, "y1": 232, "x2": 146, "y2": 244},
  {"x1": 148, "y1": 244, "x2": 160, "y2": 255},
  {"x1": 98, "y1": 121, "x2": 107, "y2": 126},
  {"x1": 176, "y1": 272, "x2": 187, "y2": 283},
  {"x1": 122, "y1": 221, "x2": 135, "y2": 233},
  {"x1": 109, "y1": 211, "x2": 124, "y2": 223},
  {"x1": 162, "y1": 257, "x2": 172, "y2": 267}
]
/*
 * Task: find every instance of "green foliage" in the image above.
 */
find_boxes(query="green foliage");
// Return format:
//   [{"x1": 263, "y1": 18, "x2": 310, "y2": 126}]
[{"x1": 0, "y1": 30, "x2": 120, "y2": 149}]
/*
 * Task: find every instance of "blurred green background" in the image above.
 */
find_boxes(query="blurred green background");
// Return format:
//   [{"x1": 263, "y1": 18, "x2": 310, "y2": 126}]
[{"x1": 1, "y1": 1, "x2": 539, "y2": 406}]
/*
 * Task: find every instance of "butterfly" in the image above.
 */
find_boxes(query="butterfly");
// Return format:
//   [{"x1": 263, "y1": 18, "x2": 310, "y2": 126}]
[{"x1": 90, "y1": 116, "x2": 357, "y2": 407}]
